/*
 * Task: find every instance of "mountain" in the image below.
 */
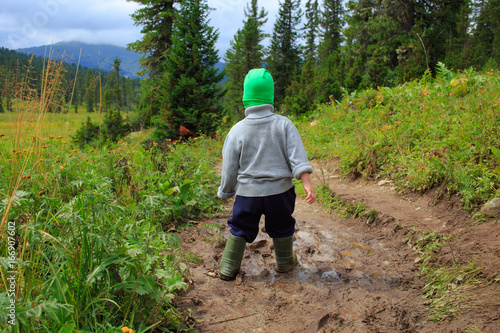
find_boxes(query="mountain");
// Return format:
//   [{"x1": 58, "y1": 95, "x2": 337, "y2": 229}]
[
  {"x1": 16, "y1": 41, "x2": 143, "y2": 78},
  {"x1": 16, "y1": 41, "x2": 226, "y2": 81}
]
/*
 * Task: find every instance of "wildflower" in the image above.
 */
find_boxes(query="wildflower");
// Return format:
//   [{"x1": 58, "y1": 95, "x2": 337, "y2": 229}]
[{"x1": 60, "y1": 166, "x2": 64, "y2": 170}]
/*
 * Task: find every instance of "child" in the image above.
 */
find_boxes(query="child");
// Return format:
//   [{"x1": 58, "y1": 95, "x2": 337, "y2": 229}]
[{"x1": 217, "y1": 68, "x2": 316, "y2": 281}]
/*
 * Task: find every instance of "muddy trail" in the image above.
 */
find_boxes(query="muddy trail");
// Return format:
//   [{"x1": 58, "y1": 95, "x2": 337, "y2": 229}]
[{"x1": 176, "y1": 159, "x2": 500, "y2": 332}]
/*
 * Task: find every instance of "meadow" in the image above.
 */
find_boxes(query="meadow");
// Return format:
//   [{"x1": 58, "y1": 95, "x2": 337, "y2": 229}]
[
  {"x1": 1, "y1": 60, "x2": 499, "y2": 331},
  {"x1": 0, "y1": 63, "x2": 224, "y2": 331}
]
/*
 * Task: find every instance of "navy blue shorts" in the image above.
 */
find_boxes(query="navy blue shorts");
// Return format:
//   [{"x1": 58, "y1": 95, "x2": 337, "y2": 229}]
[{"x1": 228, "y1": 187, "x2": 296, "y2": 243}]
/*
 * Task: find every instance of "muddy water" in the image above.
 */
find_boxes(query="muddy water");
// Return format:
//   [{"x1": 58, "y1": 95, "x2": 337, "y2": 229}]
[
  {"x1": 179, "y1": 198, "x2": 422, "y2": 332},
  {"x1": 232, "y1": 217, "x2": 399, "y2": 293}
]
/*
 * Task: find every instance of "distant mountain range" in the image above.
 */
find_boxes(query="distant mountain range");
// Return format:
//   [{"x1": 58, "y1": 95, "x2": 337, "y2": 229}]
[
  {"x1": 16, "y1": 41, "x2": 226, "y2": 80},
  {"x1": 16, "y1": 41, "x2": 143, "y2": 78}
]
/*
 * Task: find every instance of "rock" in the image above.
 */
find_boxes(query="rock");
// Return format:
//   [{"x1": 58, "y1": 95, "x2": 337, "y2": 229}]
[{"x1": 480, "y1": 198, "x2": 500, "y2": 217}]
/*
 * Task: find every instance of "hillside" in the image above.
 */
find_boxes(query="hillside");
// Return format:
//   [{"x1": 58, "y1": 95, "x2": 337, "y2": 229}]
[
  {"x1": 16, "y1": 41, "x2": 143, "y2": 78},
  {"x1": 15, "y1": 41, "x2": 227, "y2": 80}
]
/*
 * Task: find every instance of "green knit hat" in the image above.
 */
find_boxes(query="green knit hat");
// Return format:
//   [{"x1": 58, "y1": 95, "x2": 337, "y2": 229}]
[{"x1": 242, "y1": 68, "x2": 274, "y2": 108}]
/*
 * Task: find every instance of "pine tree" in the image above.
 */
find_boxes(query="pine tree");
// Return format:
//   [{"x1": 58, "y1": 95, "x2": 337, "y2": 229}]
[
  {"x1": 471, "y1": 0, "x2": 500, "y2": 67},
  {"x1": 83, "y1": 69, "x2": 95, "y2": 113},
  {"x1": 267, "y1": 0, "x2": 302, "y2": 109},
  {"x1": 224, "y1": 0, "x2": 268, "y2": 119},
  {"x1": 153, "y1": 0, "x2": 225, "y2": 140},
  {"x1": 315, "y1": 0, "x2": 344, "y2": 104},
  {"x1": 110, "y1": 57, "x2": 123, "y2": 108},
  {"x1": 0, "y1": 79, "x2": 4, "y2": 113},
  {"x1": 343, "y1": 0, "x2": 402, "y2": 89},
  {"x1": 284, "y1": 0, "x2": 320, "y2": 115},
  {"x1": 127, "y1": 0, "x2": 180, "y2": 77}
]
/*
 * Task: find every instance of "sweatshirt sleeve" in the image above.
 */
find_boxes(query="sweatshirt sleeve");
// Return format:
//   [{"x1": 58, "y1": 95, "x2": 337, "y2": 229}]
[
  {"x1": 286, "y1": 121, "x2": 313, "y2": 179},
  {"x1": 217, "y1": 130, "x2": 240, "y2": 199}
]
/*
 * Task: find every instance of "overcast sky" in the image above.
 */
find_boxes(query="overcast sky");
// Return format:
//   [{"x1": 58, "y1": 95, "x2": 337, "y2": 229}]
[{"x1": 0, "y1": 0, "x2": 282, "y2": 58}]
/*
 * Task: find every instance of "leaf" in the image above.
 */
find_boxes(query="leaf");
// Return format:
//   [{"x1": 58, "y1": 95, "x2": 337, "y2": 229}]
[
  {"x1": 155, "y1": 268, "x2": 174, "y2": 281},
  {"x1": 491, "y1": 147, "x2": 500, "y2": 163},
  {"x1": 166, "y1": 275, "x2": 188, "y2": 292}
]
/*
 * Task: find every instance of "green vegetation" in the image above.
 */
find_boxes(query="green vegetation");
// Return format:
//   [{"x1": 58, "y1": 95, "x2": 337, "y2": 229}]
[
  {"x1": 0, "y1": 129, "x2": 222, "y2": 331},
  {"x1": 298, "y1": 65, "x2": 500, "y2": 211},
  {"x1": 153, "y1": 0, "x2": 225, "y2": 140},
  {"x1": 223, "y1": 0, "x2": 269, "y2": 120},
  {"x1": 404, "y1": 228, "x2": 484, "y2": 321},
  {"x1": 314, "y1": 185, "x2": 378, "y2": 224},
  {"x1": 0, "y1": 55, "x2": 223, "y2": 331}
]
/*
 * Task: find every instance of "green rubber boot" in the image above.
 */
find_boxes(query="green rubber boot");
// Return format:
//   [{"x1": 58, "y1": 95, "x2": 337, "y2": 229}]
[
  {"x1": 219, "y1": 234, "x2": 246, "y2": 281},
  {"x1": 273, "y1": 236, "x2": 298, "y2": 273}
]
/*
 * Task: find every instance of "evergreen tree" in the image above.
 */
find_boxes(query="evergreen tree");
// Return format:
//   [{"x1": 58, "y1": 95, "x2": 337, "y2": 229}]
[
  {"x1": 284, "y1": 0, "x2": 320, "y2": 115},
  {"x1": 110, "y1": 57, "x2": 123, "y2": 108},
  {"x1": 127, "y1": 0, "x2": 180, "y2": 77},
  {"x1": 224, "y1": 0, "x2": 268, "y2": 119},
  {"x1": 267, "y1": 0, "x2": 302, "y2": 109},
  {"x1": 303, "y1": 0, "x2": 320, "y2": 62},
  {"x1": 471, "y1": 0, "x2": 500, "y2": 67},
  {"x1": 153, "y1": 0, "x2": 225, "y2": 140},
  {"x1": 84, "y1": 69, "x2": 95, "y2": 113},
  {"x1": 315, "y1": 0, "x2": 344, "y2": 104},
  {"x1": 343, "y1": 0, "x2": 402, "y2": 89},
  {"x1": 0, "y1": 79, "x2": 4, "y2": 113}
]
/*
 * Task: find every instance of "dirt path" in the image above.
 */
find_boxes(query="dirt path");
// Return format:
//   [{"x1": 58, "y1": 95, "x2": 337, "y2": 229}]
[{"x1": 176, "y1": 159, "x2": 500, "y2": 332}]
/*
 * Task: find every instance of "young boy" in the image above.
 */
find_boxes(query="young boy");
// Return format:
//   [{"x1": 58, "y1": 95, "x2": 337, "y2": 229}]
[{"x1": 217, "y1": 68, "x2": 316, "y2": 281}]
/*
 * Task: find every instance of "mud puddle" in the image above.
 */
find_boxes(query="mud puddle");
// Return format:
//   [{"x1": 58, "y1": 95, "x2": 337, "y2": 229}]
[{"x1": 177, "y1": 198, "x2": 424, "y2": 332}]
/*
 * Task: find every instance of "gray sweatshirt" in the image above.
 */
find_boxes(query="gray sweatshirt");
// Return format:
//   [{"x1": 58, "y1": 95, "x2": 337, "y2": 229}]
[{"x1": 218, "y1": 104, "x2": 313, "y2": 199}]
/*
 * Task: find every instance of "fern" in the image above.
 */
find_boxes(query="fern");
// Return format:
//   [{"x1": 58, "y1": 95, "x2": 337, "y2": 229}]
[{"x1": 435, "y1": 62, "x2": 454, "y2": 81}]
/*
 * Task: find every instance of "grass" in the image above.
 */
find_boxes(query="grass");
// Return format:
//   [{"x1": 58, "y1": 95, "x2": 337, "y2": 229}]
[
  {"x1": 297, "y1": 64, "x2": 500, "y2": 212},
  {"x1": 403, "y1": 228, "x2": 486, "y2": 321},
  {"x1": 295, "y1": 64, "x2": 500, "y2": 322},
  {"x1": 0, "y1": 104, "x2": 103, "y2": 140},
  {"x1": 0, "y1": 56, "x2": 222, "y2": 332}
]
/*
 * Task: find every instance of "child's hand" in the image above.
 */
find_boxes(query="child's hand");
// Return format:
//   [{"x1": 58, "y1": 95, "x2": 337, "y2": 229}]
[
  {"x1": 303, "y1": 183, "x2": 316, "y2": 204},
  {"x1": 300, "y1": 172, "x2": 316, "y2": 204}
]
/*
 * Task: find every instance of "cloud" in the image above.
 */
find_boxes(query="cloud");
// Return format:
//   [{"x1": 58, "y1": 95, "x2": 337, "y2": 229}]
[
  {"x1": 1, "y1": 0, "x2": 142, "y2": 49},
  {"x1": 0, "y1": 0, "x2": 282, "y2": 59}
]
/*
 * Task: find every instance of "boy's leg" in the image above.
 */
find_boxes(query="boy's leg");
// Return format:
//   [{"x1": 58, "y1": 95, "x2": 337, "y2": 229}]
[
  {"x1": 219, "y1": 195, "x2": 262, "y2": 280},
  {"x1": 263, "y1": 187, "x2": 296, "y2": 239},
  {"x1": 228, "y1": 195, "x2": 263, "y2": 242},
  {"x1": 263, "y1": 187, "x2": 298, "y2": 273}
]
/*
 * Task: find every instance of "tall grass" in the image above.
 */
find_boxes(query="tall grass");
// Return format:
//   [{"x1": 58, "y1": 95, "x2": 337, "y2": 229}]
[
  {"x1": 298, "y1": 64, "x2": 500, "y2": 211},
  {"x1": 1, "y1": 54, "x2": 222, "y2": 332}
]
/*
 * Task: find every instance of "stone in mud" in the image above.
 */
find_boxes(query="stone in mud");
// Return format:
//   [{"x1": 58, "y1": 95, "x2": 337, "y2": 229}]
[{"x1": 480, "y1": 198, "x2": 500, "y2": 217}]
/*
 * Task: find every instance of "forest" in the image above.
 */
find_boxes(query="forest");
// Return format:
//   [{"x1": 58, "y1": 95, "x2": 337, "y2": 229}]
[
  {"x1": 1, "y1": 0, "x2": 498, "y2": 144},
  {"x1": 0, "y1": 46, "x2": 141, "y2": 118},
  {"x1": 128, "y1": 0, "x2": 499, "y2": 140}
]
